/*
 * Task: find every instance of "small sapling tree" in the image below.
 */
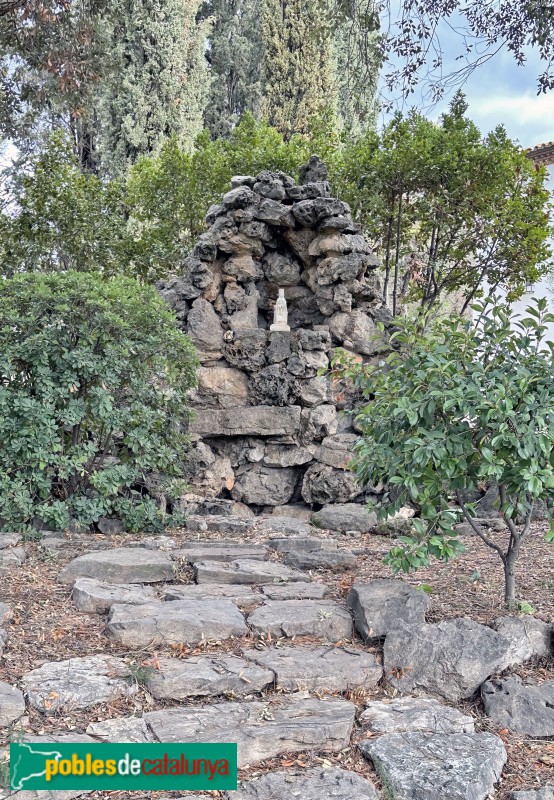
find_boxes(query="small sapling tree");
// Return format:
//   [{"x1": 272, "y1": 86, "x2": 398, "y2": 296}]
[{"x1": 333, "y1": 298, "x2": 554, "y2": 605}]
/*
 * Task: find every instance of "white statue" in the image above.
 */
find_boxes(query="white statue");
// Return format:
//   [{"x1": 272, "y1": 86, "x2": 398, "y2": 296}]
[{"x1": 270, "y1": 288, "x2": 290, "y2": 331}]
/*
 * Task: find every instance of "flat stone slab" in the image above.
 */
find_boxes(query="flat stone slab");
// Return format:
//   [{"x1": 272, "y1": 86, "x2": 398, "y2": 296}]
[
  {"x1": 347, "y1": 579, "x2": 430, "y2": 641},
  {"x1": 0, "y1": 681, "x2": 25, "y2": 727},
  {"x1": 243, "y1": 645, "x2": 382, "y2": 691},
  {"x1": 163, "y1": 584, "x2": 257, "y2": 607},
  {"x1": 284, "y1": 549, "x2": 356, "y2": 571},
  {"x1": 492, "y1": 615, "x2": 552, "y2": 667},
  {"x1": 268, "y1": 536, "x2": 328, "y2": 553},
  {"x1": 260, "y1": 581, "x2": 329, "y2": 600},
  {"x1": 259, "y1": 517, "x2": 313, "y2": 537},
  {"x1": 481, "y1": 677, "x2": 554, "y2": 736},
  {"x1": 247, "y1": 600, "x2": 353, "y2": 642},
  {"x1": 144, "y1": 696, "x2": 355, "y2": 766},
  {"x1": 190, "y1": 406, "x2": 302, "y2": 437},
  {"x1": 58, "y1": 548, "x2": 176, "y2": 585},
  {"x1": 231, "y1": 767, "x2": 380, "y2": 798},
  {"x1": 361, "y1": 732, "x2": 507, "y2": 800},
  {"x1": 72, "y1": 578, "x2": 157, "y2": 613},
  {"x1": 145, "y1": 655, "x2": 273, "y2": 699},
  {"x1": 106, "y1": 599, "x2": 247, "y2": 647},
  {"x1": 361, "y1": 696, "x2": 475, "y2": 734},
  {"x1": 311, "y1": 503, "x2": 377, "y2": 532},
  {"x1": 172, "y1": 543, "x2": 268, "y2": 563},
  {"x1": 195, "y1": 559, "x2": 309, "y2": 585},
  {"x1": 512, "y1": 789, "x2": 554, "y2": 800},
  {"x1": 384, "y1": 618, "x2": 511, "y2": 701},
  {"x1": 86, "y1": 716, "x2": 154, "y2": 742},
  {"x1": 21, "y1": 655, "x2": 134, "y2": 714},
  {"x1": 186, "y1": 516, "x2": 254, "y2": 535}
]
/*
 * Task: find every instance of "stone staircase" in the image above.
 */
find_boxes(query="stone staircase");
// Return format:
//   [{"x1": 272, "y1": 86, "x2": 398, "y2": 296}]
[{"x1": 0, "y1": 517, "x2": 552, "y2": 799}]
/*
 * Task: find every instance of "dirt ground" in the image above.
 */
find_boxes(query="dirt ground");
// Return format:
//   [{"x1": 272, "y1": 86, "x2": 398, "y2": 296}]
[{"x1": 0, "y1": 519, "x2": 552, "y2": 799}]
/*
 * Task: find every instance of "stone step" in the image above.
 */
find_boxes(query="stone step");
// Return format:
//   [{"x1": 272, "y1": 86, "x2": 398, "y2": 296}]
[
  {"x1": 283, "y1": 549, "x2": 356, "y2": 571},
  {"x1": 194, "y1": 559, "x2": 309, "y2": 585},
  {"x1": 259, "y1": 517, "x2": 313, "y2": 537},
  {"x1": 361, "y1": 696, "x2": 475, "y2": 734},
  {"x1": 360, "y1": 732, "x2": 507, "y2": 800},
  {"x1": 247, "y1": 599, "x2": 353, "y2": 642},
  {"x1": 0, "y1": 547, "x2": 26, "y2": 569},
  {"x1": 311, "y1": 503, "x2": 377, "y2": 533},
  {"x1": 482, "y1": 677, "x2": 554, "y2": 736},
  {"x1": 347, "y1": 579, "x2": 431, "y2": 641},
  {"x1": 185, "y1": 515, "x2": 255, "y2": 535},
  {"x1": 72, "y1": 577, "x2": 157, "y2": 613},
  {"x1": 58, "y1": 547, "x2": 176, "y2": 585},
  {"x1": 21, "y1": 655, "x2": 134, "y2": 714},
  {"x1": 0, "y1": 681, "x2": 24, "y2": 727},
  {"x1": 268, "y1": 536, "x2": 331, "y2": 552},
  {"x1": 230, "y1": 767, "x2": 380, "y2": 799},
  {"x1": 106, "y1": 599, "x2": 247, "y2": 647},
  {"x1": 243, "y1": 644, "x2": 382, "y2": 692},
  {"x1": 260, "y1": 581, "x2": 329, "y2": 600},
  {"x1": 163, "y1": 583, "x2": 257, "y2": 608},
  {"x1": 0, "y1": 533, "x2": 21, "y2": 549},
  {"x1": 172, "y1": 543, "x2": 268, "y2": 564},
  {"x1": 144, "y1": 696, "x2": 355, "y2": 767},
  {"x1": 145, "y1": 654, "x2": 274, "y2": 700},
  {"x1": 384, "y1": 618, "x2": 511, "y2": 702}
]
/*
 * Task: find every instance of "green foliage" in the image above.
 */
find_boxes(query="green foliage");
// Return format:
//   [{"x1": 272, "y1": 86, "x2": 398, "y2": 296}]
[
  {"x1": 2, "y1": 104, "x2": 551, "y2": 304},
  {"x1": 200, "y1": 0, "x2": 263, "y2": 138},
  {"x1": 0, "y1": 132, "x2": 130, "y2": 277},
  {"x1": 0, "y1": 0, "x2": 109, "y2": 169},
  {"x1": 126, "y1": 661, "x2": 157, "y2": 687},
  {"x1": 96, "y1": 0, "x2": 212, "y2": 176},
  {"x1": 329, "y1": 94, "x2": 553, "y2": 314},
  {"x1": 261, "y1": 0, "x2": 339, "y2": 138},
  {"x1": 0, "y1": 272, "x2": 198, "y2": 532},
  {"x1": 333, "y1": 297, "x2": 554, "y2": 603}
]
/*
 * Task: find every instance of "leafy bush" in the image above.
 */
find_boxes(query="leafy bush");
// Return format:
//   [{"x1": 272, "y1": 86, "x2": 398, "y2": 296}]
[
  {"x1": 0, "y1": 132, "x2": 131, "y2": 278},
  {"x1": 332, "y1": 298, "x2": 554, "y2": 604},
  {"x1": 0, "y1": 272, "x2": 198, "y2": 532},
  {"x1": 1, "y1": 106, "x2": 551, "y2": 307}
]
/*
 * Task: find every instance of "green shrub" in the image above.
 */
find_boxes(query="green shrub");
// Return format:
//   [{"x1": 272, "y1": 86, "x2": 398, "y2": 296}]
[{"x1": 0, "y1": 272, "x2": 198, "y2": 532}]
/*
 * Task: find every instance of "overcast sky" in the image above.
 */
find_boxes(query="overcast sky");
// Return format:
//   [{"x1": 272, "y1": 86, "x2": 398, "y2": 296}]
[{"x1": 377, "y1": 12, "x2": 554, "y2": 153}]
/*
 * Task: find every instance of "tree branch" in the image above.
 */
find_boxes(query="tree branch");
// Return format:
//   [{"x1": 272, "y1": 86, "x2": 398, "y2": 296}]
[{"x1": 455, "y1": 489, "x2": 506, "y2": 563}]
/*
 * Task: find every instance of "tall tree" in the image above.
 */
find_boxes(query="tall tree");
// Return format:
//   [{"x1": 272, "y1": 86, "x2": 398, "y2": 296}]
[
  {"x1": 0, "y1": 0, "x2": 108, "y2": 170},
  {"x1": 96, "y1": 0, "x2": 211, "y2": 176},
  {"x1": 200, "y1": 0, "x2": 263, "y2": 138},
  {"x1": 261, "y1": 0, "x2": 338, "y2": 138},
  {"x1": 320, "y1": 0, "x2": 381, "y2": 132}
]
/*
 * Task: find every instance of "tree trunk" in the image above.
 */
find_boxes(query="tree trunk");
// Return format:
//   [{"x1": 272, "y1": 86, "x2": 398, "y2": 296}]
[{"x1": 503, "y1": 552, "x2": 517, "y2": 606}]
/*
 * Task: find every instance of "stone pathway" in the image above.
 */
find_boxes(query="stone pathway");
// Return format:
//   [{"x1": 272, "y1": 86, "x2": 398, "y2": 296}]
[{"x1": 1, "y1": 516, "x2": 553, "y2": 800}]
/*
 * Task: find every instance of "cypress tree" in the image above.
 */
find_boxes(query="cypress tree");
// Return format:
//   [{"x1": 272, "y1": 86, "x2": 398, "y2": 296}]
[
  {"x1": 261, "y1": 0, "x2": 338, "y2": 139},
  {"x1": 200, "y1": 0, "x2": 263, "y2": 138},
  {"x1": 97, "y1": 0, "x2": 211, "y2": 176},
  {"x1": 333, "y1": 0, "x2": 380, "y2": 132}
]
